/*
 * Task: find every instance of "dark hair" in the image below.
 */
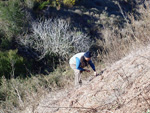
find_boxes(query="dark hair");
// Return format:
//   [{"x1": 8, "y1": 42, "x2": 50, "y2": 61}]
[{"x1": 80, "y1": 56, "x2": 88, "y2": 68}]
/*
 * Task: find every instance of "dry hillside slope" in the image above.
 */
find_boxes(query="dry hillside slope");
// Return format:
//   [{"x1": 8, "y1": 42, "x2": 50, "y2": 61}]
[{"x1": 34, "y1": 45, "x2": 150, "y2": 113}]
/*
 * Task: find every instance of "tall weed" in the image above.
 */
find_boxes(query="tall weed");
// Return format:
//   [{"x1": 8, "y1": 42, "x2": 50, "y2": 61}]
[{"x1": 98, "y1": 1, "x2": 150, "y2": 64}]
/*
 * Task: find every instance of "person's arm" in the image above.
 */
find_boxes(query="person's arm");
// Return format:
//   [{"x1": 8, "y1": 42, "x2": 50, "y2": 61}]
[
  {"x1": 88, "y1": 60, "x2": 96, "y2": 71},
  {"x1": 89, "y1": 60, "x2": 98, "y2": 76},
  {"x1": 89, "y1": 60, "x2": 97, "y2": 76},
  {"x1": 76, "y1": 57, "x2": 85, "y2": 71}
]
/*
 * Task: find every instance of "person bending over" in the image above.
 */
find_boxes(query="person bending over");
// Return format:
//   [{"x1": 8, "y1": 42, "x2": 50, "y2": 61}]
[{"x1": 69, "y1": 51, "x2": 97, "y2": 86}]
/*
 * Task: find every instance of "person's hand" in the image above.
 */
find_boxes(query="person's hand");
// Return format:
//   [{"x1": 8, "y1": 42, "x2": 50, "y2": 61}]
[
  {"x1": 85, "y1": 69, "x2": 90, "y2": 72},
  {"x1": 94, "y1": 71, "x2": 97, "y2": 76}
]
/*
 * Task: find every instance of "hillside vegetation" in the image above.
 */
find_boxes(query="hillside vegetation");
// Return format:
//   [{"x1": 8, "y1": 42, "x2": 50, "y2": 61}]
[
  {"x1": 34, "y1": 43, "x2": 150, "y2": 113},
  {"x1": 0, "y1": 0, "x2": 150, "y2": 112}
]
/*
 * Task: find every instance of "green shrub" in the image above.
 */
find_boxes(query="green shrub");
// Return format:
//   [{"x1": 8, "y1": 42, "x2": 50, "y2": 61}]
[
  {"x1": 0, "y1": 50, "x2": 28, "y2": 79},
  {"x1": 0, "y1": 51, "x2": 11, "y2": 78},
  {"x1": 36, "y1": 0, "x2": 61, "y2": 10},
  {"x1": 0, "y1": 38, "x2": 12, "y2": 50},
  {"x1": 38, "y1": 0, "x2": 50, "y2": 9},
  {"x1": 0, "y1": 0, "x2": 26, "y2": 38}
]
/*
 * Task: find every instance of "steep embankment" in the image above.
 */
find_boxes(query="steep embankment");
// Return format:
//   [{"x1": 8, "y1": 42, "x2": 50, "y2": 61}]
[{"x1": 33, "y1": 45, "x2": 150, "y2": 113}]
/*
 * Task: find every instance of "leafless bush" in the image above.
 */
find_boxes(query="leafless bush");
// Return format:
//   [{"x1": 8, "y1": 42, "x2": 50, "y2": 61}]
[{"x1": 19, "y1": 18, "x2": 91, "y2": 60}]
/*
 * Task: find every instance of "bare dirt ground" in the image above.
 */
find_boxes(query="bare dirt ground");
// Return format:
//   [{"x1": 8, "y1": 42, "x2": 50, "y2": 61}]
[{"x1": 26, "y1": 44, "x2": 150, "y2": 113}]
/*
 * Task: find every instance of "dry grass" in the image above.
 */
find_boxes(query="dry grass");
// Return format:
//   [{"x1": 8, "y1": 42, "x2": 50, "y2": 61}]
[
  {"x1": 97, "y1": 1, "x2": 150, "y2": 65},
  {"x1": 49, "y1": 42, "x2": 150, "y2": 113},
  {"x1": 1, "y1": 1, "x2": 150, "y2": 113},
  {"x1": 21, "y1": 1, "x2": 150, "y2": 112},
  {"x1": 0, "y1": 65, "x2": 74, "y2": 113}
]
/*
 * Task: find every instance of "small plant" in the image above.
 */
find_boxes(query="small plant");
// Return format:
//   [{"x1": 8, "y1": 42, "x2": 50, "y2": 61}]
[
  {"x1": 63, "y1": 0, "x2": 76, "y2": 7},
  {"x1": 38, "y1": 0, "x2": 50, "y2": 10}
]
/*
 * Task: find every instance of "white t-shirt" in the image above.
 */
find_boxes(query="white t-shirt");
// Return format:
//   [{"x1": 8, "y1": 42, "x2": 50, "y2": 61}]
[{"x1": 69, "y1": 52, "x2": 85, "y2": 65}]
